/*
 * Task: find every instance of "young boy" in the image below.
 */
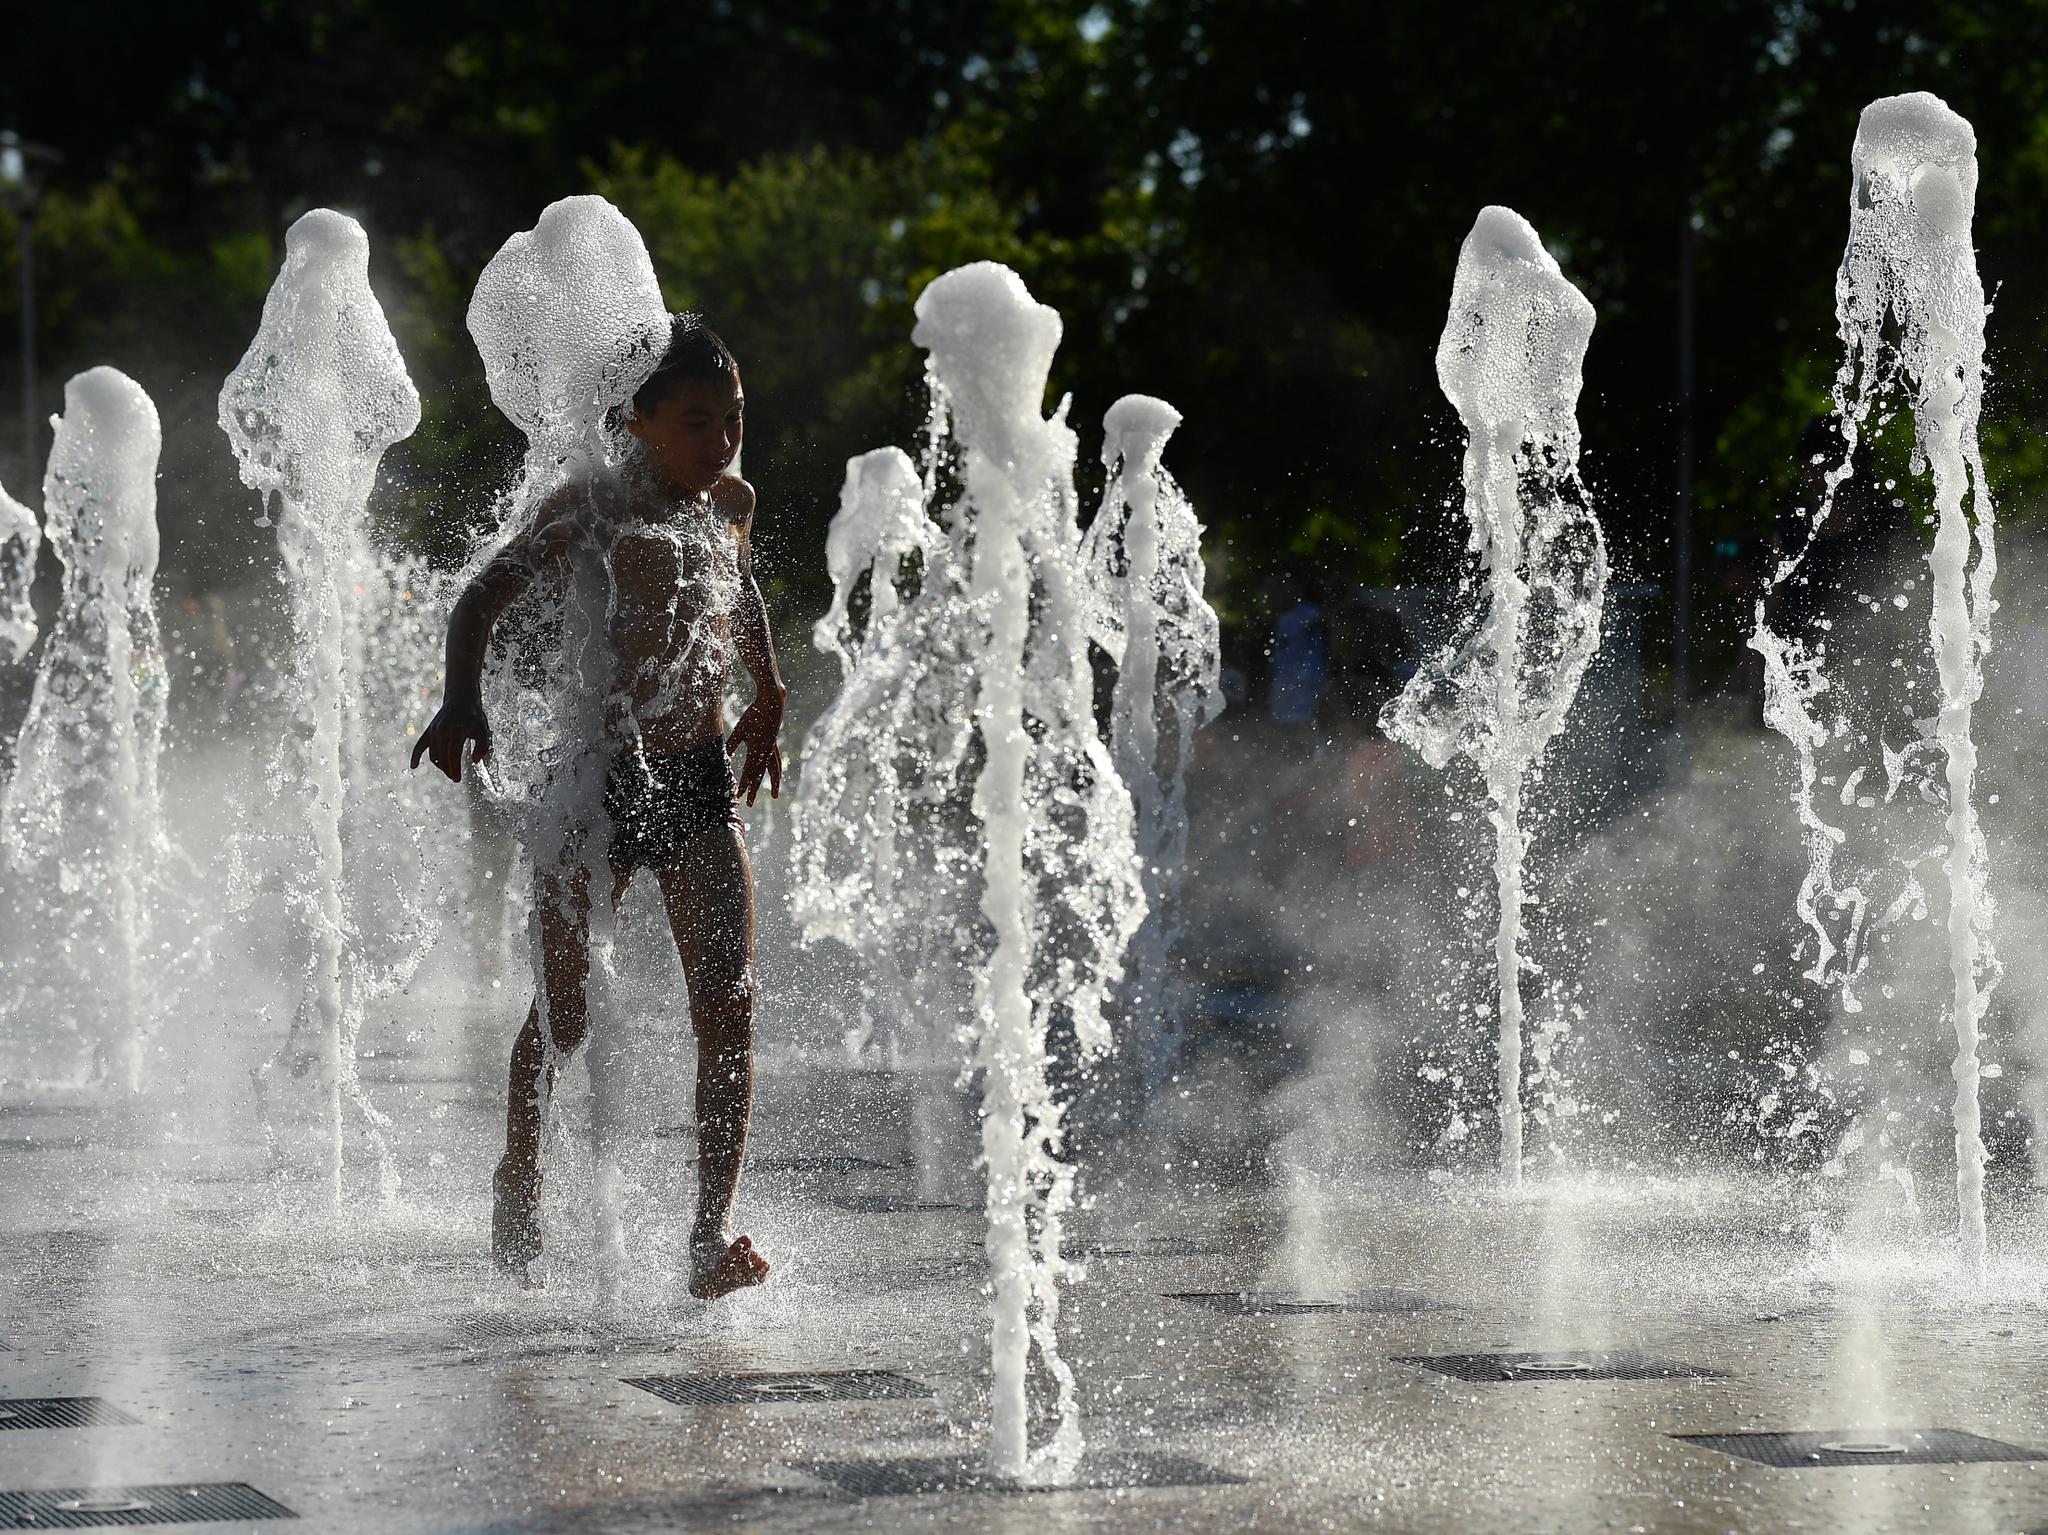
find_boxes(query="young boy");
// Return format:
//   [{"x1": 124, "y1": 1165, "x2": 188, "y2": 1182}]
[{"x1": 411, "y1": 318, "x2": 783, "y2": 1299}]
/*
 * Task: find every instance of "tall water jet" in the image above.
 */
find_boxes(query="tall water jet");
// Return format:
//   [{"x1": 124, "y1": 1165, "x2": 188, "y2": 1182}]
[
  {"x1": 790, "y1": 447, "x2": 933, "y2": 1063},
  {"x1": 793, "y1": 263, "x2": 1144, "y2": 1477},
  {"x1": 2, "y1": 368, "x2": 167, "y2": 1090},
  {"x1": 219, "y1": 209, "x2": 421, "y2": 1205},
  {"x1": 913, "y1": 262, "x2": 1144, "y2": 1479},
  {"x1": 1750, "y1": 93, "x2": 1996, "y2": 1275},
  {"x1": 1080, "y1": 396, "x2": 1222, "y2": 1091},
  {"x1": 1381, "y1": 207, "x2": 1604, "y2": 1186},
  {"x1": 460, "y1": 194, "x2": 671, "y2": 1293},
  {"x1": 0, "y1": 478, "x2": 36, "y2": 667}
]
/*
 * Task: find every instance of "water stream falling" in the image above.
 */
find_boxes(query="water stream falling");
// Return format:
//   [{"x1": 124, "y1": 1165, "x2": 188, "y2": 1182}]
[
  {"x1": 461, "y1": 194, "x2": 672, "y2": 1293},
  {"x1": 220, "y1": 209, "x2": 423, "y2": 1205},
  {"x1": 912, "y1": 262, "x2": 1145, "y2": 1479},
  {"x1": 1381, "y1": 207, "x2": 1605, "y2": 1186},
  {"x1": 793, "y1": 262, "x2": 1144, "y2": 1479},
  {"x1": 1749, "y1": 92, "x2": 1997, "y2": 1275},
  {"x1": 1079, "y1": 396, "x2": 1222, "y2": 1092},
  {"x1": 0, "y1": 476, "x2": 37, "y2": 668},
  {"x1": 1, "y1": 368, "x2": 168, "y2": 1091},
  {"x1": 791, "y1": 447, "x2": 932, "y2": 1065}
]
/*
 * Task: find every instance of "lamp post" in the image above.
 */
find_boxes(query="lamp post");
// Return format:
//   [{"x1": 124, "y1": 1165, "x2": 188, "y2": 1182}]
[{"x1": 0, "y1": 131, "x2": 62, "y2": 483}]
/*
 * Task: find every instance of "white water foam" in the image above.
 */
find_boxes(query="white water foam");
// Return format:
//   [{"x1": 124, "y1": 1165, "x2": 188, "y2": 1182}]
[
  {"x1": 1749, "y1": 93, "x2": 1996, "y2": 1274},
  {"x1": 793, "y1": 263, "x2": 1143, "y2": 1478},
  {"x1": 0, "y1": 476, "x2": 37, "y2": 666},
  {"x1": 220, "y1": 209, "x2": 423, "y2": 1205},
  {"x1": 1080, "y1": 395, "x2": 1221, "y2": 1091},
  {"x1": 1382, "y1": 207, "x2": 1605, "y2": 1186},
  {"x1": 2, "y1": 368, "x2": 168, "y2": 1090}
]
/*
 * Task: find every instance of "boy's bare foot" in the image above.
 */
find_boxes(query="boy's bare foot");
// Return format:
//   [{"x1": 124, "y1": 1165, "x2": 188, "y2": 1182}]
[
  {"x1": 689, "y1": 1232, "x2": 770, "y2": 1299},
  {"x1": 493, "y1": 1157, "x2": 543, "y2": 1286}
]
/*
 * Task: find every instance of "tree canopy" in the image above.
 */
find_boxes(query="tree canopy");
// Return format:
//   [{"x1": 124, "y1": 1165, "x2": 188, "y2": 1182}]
[{"x1": 4, "y1": 0, "x2": 2046, "y2": 695}]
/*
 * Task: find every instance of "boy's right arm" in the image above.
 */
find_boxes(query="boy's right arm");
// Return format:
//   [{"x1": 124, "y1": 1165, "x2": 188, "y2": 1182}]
[{"x1": 410, "y1": 515, "x2": 566, "y2": 782}]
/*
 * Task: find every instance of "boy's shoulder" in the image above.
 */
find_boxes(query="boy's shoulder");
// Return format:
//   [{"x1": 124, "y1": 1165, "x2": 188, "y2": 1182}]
[{"x1": 709, "y1": 473, "x2": 756, "y2": 526}]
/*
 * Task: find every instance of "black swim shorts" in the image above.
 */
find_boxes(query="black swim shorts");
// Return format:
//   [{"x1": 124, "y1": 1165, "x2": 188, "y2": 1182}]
[{"x1": 602, "y1": 738, "x2": 740, "y2": 871}]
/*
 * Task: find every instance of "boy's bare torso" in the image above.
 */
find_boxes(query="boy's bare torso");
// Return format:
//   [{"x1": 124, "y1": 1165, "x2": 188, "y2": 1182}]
[{"x1": 523, "y1": 470, "x2": 755, "y2": 757}]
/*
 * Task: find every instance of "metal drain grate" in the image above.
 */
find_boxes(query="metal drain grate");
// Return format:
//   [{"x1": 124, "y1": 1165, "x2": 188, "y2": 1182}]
[
  {"x1": 1398, "y1": 1351, "x2": 1724, "y2": 1382},
  {"x1": 754, "y1": 1155, "x2": 903, "y2": 1174},
  {"x1": 457, "y1": 1312, "x2": 582, "y2": 1342},
  {"x1": 1074, "y1": 1237, "x2": 1227, "y2": 1259},
  {"x1": 0, "y1": 1483, "x2": 295, "y2": 1526},
  {"x1": 0, "y1": 1399, "x2": 140, "y2": 1431},
  {"x1": 796, "y1": 1451, "x2": 1246, "y2": 1496},
  {"x1": 1675, "y1": 1428, "x2": 2046, "y2": 1468},
  {"x1": 1171, "y1": 1289, "x2": 1444, "y2": 1315},
  {"x1": 627, "y1": 1370, "x2": 932, "y2": 1406},
  {"x1": 822, "y1": 1193, "x2": 975, "y2": 1214}
]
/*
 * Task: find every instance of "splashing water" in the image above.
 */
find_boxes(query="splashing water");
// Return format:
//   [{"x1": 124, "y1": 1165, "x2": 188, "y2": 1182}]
[
  {"x1": 1381, "y1": 207, "x2": 1605, "y2": 1186},
  {"x1": 462, "y1": 195, "x2": 683, "y2": 1296},
  {"x1": 790, "y1": 447, "x2": 933, "y2": 1062},
  {"x1": 219, "y1": 209, "x2": 422, "y2": 1204},
  {"x1": 912, "y1": 263, "x2": 1144, "y2": 1479},
  {"x1": 2, "y1": 368, "x2": 168, "y2": 1090},
  {"x1": 0, "y1": 476, "x2": 37, "y2": 667},
  {"x1": 1079, "y1": 396, "x2": 1222, "y2": 1092},
  {"x1": 1750, "y1": 93, "x2": 1996, "y2": 1275},
  {"x1": 794, "y1": 263, "x2": 1144, "y2": 1478}
]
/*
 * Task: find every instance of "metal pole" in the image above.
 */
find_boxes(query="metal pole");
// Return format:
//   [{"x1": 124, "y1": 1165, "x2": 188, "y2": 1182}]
[
  {"x1": 18, "y1": 209, "x2": 33, "y2": 481},
  {"x1": 1674, "y1": 202, "x2": 1696, "y2": 732}
]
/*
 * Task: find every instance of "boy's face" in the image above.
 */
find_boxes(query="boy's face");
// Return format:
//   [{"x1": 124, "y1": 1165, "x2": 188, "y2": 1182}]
[{"x1": 627, "y1": 368, "x2": 745, "y2": 494}]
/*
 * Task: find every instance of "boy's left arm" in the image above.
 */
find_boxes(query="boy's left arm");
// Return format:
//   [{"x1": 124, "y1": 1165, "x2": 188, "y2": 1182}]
[{"x1": 723, "y1": 477, "x2": 786, "y2": 805}]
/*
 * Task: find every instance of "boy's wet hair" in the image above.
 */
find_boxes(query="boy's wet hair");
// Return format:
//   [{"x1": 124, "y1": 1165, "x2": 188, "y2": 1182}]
[{"x1": 633, "y1": 313, "x2": 738, "y2": 415}]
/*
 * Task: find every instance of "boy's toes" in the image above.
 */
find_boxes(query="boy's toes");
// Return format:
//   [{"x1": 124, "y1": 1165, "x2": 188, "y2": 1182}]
[{"x1": 689, "y1": 1235, "x2": 771, "y2": 1299}]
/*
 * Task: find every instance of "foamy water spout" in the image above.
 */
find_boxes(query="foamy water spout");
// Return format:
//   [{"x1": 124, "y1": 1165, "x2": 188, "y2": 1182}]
[
  {"x1": 795, "y1": 264, "x2": 1143, "y2": 1479},
  {"x1": 1750, "y1": 93, "x2": 1996, "y2": 1275},
  {"x1": 0, "y1": 477, "x2": 37, "y2": 667},
  {"x1": 220, "y1": 209, "x2": 421, "y2": 1205},
  {"x1": 1082, "y1": 396, "x2": 1221, "y2": 1090},
  {"x1": 1381, "y1": 207, "x2": 1604, "y2": 1185},
  {"x1": 2, "y1": 368, "x2": 167, "y2": 1090}
]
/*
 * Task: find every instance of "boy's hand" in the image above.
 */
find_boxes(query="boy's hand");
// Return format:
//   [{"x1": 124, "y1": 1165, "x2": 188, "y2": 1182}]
[
  {"x1": 410, "y1": 696, "x2": 493, "y2": 783},
  {"x1": 725, "y1": 687, "x2": 785, "y2": 806}
]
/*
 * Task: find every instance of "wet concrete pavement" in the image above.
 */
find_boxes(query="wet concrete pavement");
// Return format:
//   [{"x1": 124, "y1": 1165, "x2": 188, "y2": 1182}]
[{"x1": 3, "y1": 1052, "x2": 2047, "y2": 1533}]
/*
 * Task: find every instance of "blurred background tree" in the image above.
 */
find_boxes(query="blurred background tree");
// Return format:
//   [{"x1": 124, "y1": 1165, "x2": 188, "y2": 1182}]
[{"x1": 2, "y1": 0, "x2": 2044, "y2": 700}]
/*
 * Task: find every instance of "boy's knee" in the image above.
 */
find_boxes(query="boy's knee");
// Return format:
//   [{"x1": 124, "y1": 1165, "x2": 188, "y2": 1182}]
[{"x1": 694, "y1": 972, "x2": 756, "y2": 1049}]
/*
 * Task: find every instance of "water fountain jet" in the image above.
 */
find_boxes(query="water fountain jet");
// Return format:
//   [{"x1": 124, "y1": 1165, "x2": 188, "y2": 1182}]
[
  {"x1": 1749, "y1": 92, "x2": 1996, "y2": 1276},
  {"x1": 1381, "y1": 207, "x2": 1605, "y2": 1186},
  {"x1": 1080, "y1": 396, "x2": 1222, "y2": 1092},
  {"x1": 220, "y1": 208, "x2": 422, "y2": 1206},
  {"x1": 2, "y1": 367, "x2": 168, "y2": 1092}
]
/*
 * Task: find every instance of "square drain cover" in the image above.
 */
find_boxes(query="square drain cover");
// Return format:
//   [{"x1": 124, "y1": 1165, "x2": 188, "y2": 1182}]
[
  {"x1": 823, "y1": 1193, "x2": 975, "y2": 1214},
  {"x1": 1075, "y1": 1237, "x2": 1226, "y2": 1258},
  {"x1": 1676, "y1": 1428, "x2": 2045, "y2": 1467},
  {"x1": 0, "y1": 1399, "x2": 140, "y2": 1431},
  {"x1": 754, "y1": 1155, "x2": 903, "y2": 1174},
  {"x1": 796, "y1": 1451, "x2": 1245, "y2": 1495},
  {"x1": 0, "y1": 1482, "x2": 295, "y2": 1525},
  {"x1": 1172, "y1": 1289, "x2": 1443, "y2": 1315},
  {"x1": 1399, "y1": 1351, "x2": 1723, "y2": 1382},
  {"x1": 457, "y1": 1312, "x2": 584, "y2": 1342},
  {"x1": 626, "y1": 1370, "x2": 932, "y2": 1406}
]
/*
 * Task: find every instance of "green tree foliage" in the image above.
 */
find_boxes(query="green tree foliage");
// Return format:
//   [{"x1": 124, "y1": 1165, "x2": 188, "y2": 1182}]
[{"x1": 2, "y1": 0, "x2": 2045, "y2": 689}]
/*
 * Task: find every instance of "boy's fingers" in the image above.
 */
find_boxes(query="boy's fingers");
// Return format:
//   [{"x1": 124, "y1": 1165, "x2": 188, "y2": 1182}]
[
  {"x1": 410, "y1": 732, "x2": 430, "y2": 770},
  {"x1": 473, "y1": 721, "x2": 493, "y2": 763},
  {"x1": 768, "y1": 745, "x2": 783, "y2": 798}
]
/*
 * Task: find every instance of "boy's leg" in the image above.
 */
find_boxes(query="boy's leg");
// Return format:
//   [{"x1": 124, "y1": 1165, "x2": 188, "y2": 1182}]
[
  {"x1": 655, "y1": 821, "x2": 770, "y2": 1298},
  {"x1": 495, "y1": 859, "x2": 599, "y2": 1278}
]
